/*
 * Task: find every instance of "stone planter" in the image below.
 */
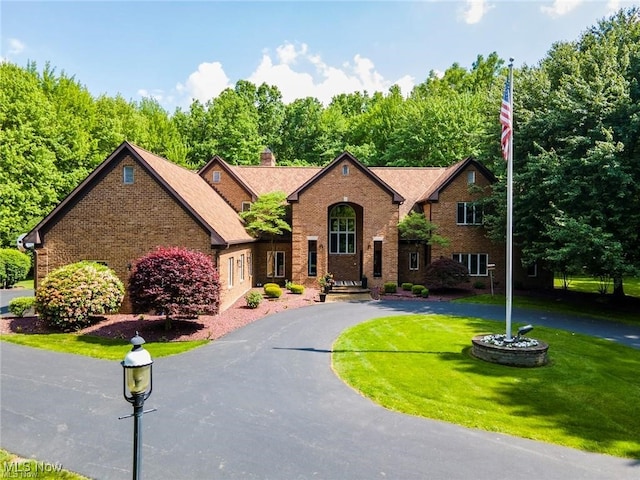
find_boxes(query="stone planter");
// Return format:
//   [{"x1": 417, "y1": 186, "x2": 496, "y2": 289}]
[{"x1": 471, "y1": 334, "x2": 549, "y2": 367}]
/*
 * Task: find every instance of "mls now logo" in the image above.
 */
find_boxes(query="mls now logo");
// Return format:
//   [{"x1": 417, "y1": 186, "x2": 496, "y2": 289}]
[{"x1": 3, "y1": 460, "x2": 63, "y2": 478}]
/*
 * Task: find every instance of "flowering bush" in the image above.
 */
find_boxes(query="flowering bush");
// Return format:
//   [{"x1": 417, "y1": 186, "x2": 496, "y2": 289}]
[
  {"x1": 36, "y1": 261, "x2": 124, "y2": 330},
  {"x1": 128, "y1": 247, "x2": 220, "y2": 327},
  {"x1": 479, "y1": 334, "x2": 540, "y2": 348}
]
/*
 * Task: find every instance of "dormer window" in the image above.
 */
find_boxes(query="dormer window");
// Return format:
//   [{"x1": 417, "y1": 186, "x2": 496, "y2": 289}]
[
  {"x1": 342, "y1": 164, "x2": 349, "y2": 176},
  {"x1": 212, "y1": 171, "x2": 221, "y2": 183},
  {"x1": 123, "y1": 166, "x2": 134, "y2": 184}
]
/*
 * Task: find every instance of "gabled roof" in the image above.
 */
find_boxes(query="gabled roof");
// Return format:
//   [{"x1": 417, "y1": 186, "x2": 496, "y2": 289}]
[
  {"x1": 198, "y1": 155, "x2": 261, "y2": 200},
  {"x1": 371, "y1": 166, "x2": 448, "y2": 217},
  {"x1": 287, "y1": 152, "x2": 405, "y2": 203},
  {"x1": 25, "y1": 141, "x2": 254, "y2": 246},
  {"x1": 419, "y1": 157, "x2": 497, "y2": 203}
]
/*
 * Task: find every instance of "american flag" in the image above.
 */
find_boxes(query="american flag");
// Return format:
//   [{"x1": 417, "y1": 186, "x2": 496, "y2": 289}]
[{"x1": 500, "y1": 77, "x2": 512, "y2": 161}]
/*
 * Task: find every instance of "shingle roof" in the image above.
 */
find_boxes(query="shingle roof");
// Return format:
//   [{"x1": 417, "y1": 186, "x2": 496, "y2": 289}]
[
  {"x1": 128, "y1": 144, "x2": 255, "y2": 245},
  {"x1": 25, "y1": 142, "x2": 254, "y2": 246},
  {"x1": 371, "y1": 167, "x2": 448, "y2": 217},
  {"x1": 228, "y1": 165, "x2": 321, "y2": 196}
]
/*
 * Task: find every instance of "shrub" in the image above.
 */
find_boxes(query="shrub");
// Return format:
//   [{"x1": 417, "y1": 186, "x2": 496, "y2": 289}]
[
  {"x1": 36, "y1": 261, "x2": 124, "y2": 330},
  {"x1": 245, "y1": 291, "x2": 263, "y2": 309},
  {"x1": 263, "y1": 283, "x2": 279, "y2": 292},
  {"x1": 128, "y1": 247, "x2": 220, "y2": 327},
  {"x1": 8, "y1": 296, "x2": 35, "y2": 317},
  {"x1": 383, "y1": 282, "x2": 397, "y2": 293},
  {"x1": 402, "y1": 282, "x2": 414, "y2": 291},
  {"x1": 425, "y1": 258, "x2": 470, "y2": 289},
  {"x1": 421, "y1": 288, "x2": 430, "y2": 298},
  {"x1": 289, "y1": 284, "x2": 305, "y2": 294},
  {"x1": 0, "y1": 248, "x2": 31, "y2": 289},
  {"x1": 264, "y1": 285, "x2": 283, "y2": 298},
  {"x1": 473, "y1": 281, "x2": 486, "y2": 289},
  {"x1": 412, "y1": 284, "x2": 426, "y2": 295}
]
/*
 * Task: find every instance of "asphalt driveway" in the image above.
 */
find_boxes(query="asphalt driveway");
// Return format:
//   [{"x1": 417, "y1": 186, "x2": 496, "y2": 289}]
[{"x1": 1, "y1": 300, "x2": 639, "y2": 479}]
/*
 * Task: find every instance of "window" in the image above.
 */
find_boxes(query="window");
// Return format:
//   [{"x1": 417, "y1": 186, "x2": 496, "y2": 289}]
[
  {"x1": 457, "y1": 202, "x2": 483, "y2": 225},
  {"x1": 373, "y1": 240, "x2": 382, "y2": 277},
  {"x1": 467, "y1": 171, "x2": 476, "y2": 184},
  {"x1": 241, "y1": 202, "x2": 251, "y2": 212},
  {"x1": 342, "y1": 164, "x2": 350, "y2": 176},
  {"x1": 329, "y1": 204, "x2": 356, "y2": 254},
  {"x1": 409, "y1": 252, "x2": 419, "y2": 270},
  {"x1": 453, "y1": 253, "x2": 488, "y2": 276},
  {"x1": 212, "y1": 171, "x2": 221, "y2": 183},
  {"x1": 228, "y1": 257, "x2": 234, "y2": 288},
  {"x1": 267, "y1": 251, "x2": 285, "y2": 278},
  {"x1": 123, "y1": 166, "x2": 134, "y2": 184},
  {"x1": 239, "y1": 254, "x2": 245, "y2": 282},
  {"x1": 308, "y1": 240, "x2": 317, "y2": 276}
]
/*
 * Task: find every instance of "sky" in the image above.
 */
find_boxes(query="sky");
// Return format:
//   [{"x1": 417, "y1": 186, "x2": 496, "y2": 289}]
[{"x1": 1, "y1": 0, "x2": 637, "y2": 111}]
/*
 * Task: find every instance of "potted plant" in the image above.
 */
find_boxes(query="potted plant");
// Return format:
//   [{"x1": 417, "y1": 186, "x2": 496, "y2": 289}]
[{"x1": 319, "y1": 272, "x2": 335, "y2": 293}]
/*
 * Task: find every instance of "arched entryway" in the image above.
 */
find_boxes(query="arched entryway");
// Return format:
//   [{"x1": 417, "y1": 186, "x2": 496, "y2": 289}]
[{"x1": 327, "y1": 203, "x2": 363, "y2": 282}]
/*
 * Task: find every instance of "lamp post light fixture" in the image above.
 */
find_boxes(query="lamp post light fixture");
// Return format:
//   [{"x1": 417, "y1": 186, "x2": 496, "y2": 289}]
[{"x1": 120, "y1": 332, "x2": 154, "y2": 480}]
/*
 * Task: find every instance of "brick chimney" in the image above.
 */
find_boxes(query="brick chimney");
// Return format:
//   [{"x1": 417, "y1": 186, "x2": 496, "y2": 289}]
[{"x1": 260, "y1": 148, "x2": 276, "y2": 166}]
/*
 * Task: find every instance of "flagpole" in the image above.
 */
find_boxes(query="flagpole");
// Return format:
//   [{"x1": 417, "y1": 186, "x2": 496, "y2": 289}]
[{"x1": 505, "y1": 58, "x2": 514, "y2": 341}]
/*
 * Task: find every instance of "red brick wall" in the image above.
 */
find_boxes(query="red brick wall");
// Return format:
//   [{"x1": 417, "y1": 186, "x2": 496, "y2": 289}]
[
  {"x1": 200, "y1": 161, "x2": 252, "y2": 212},
  {"x1": 33, "y1": 153, "x2": 250, "y2": 312},
  {"x1": 290, "y1": 159, "x2": 399, "y2": 290},
  {"x1": 427, "y1": 166, "x2": 504, "y2": 286}
]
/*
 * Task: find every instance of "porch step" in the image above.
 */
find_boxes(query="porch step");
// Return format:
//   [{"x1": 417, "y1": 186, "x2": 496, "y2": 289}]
[{"x1": 328, "y1": 280, "x2": 371, "y2": 297}]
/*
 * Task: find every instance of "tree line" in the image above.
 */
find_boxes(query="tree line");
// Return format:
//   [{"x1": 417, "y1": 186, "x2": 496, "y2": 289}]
[{"x1": 1, "y1": 8, "x2": 638, "y2": 293}]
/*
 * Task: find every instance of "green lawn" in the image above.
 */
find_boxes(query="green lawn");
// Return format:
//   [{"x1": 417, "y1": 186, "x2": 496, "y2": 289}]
[
  {"x1": 332, "y1": 314, "x2": 640, "y2": 459},
  {"x1": 554, "y1": 275, "x2": 640, "y2": 297},
  {"x1": 0, "y1": 333, "x2": 208, "y2": 360},
  {"x1": 0, "y1": 449, "x2": 88, "y2": 479}
]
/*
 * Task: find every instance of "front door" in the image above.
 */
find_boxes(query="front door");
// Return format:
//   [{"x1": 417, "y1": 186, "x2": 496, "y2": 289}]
[{"x1": 327, "y1": 203, "x2": 362, "y2": 281}]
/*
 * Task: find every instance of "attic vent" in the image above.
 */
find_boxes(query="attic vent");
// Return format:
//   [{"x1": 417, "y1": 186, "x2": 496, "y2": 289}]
[
  {"x1": 213, "y1": 171, "x2": 221, "y2": 183},
  {"x1": 342, "y1": 164, "x2": 349, "y2": 176}
]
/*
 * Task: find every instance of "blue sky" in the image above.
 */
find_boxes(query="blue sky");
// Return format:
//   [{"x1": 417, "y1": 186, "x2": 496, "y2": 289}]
[{"x1": 1, "y1": 1, "x2": 636, "y2": 110}]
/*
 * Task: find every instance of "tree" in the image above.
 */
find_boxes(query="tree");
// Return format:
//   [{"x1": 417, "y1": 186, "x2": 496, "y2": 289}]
[
  {"x1": 0, "y1": 248, "x2": 31, "y2": 288},
  {"x1": 128, "y1": 247, "x2": 220, "y2": 328},
  {"x1": 398, "y1": 212, "x2": 449, "y2": 247},
  {"x1": 240, "y1": 192, "x2": 291, "y2": 280},
  {"x1": 502, "y1": 8, "x2": 640, "y2": 296}
]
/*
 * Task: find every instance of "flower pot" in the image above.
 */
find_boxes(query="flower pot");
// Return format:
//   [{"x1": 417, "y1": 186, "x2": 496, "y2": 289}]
[{"x1": 319, "y1": 292, "x2": 327, "y2": 302}]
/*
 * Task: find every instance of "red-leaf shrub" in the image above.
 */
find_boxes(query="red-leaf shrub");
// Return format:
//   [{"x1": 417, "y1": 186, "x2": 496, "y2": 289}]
[
  {"x1": 36, "y1": 261, "x2": 124, "y2": 330},
  {"x1": 424, "y1": 258, "x2": 470, "y2": 289},
  {"x1": 128, "y1": 247, "x2": 220, "y2": 324}
]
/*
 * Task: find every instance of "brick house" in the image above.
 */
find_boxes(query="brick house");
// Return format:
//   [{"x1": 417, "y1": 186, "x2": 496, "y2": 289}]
[{"x1": 26, "y1": 142, "x2": 550, "y2": 314}]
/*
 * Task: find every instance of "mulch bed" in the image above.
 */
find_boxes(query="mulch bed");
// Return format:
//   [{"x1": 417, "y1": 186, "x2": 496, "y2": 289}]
[{"x1": 0, "y1": 286, "x2": 482, "y2": 343}]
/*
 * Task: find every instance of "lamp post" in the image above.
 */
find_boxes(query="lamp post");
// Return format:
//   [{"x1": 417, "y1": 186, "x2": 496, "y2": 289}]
[{"x1": 120, "y1": 332, "x2": 153, "y2": 480}]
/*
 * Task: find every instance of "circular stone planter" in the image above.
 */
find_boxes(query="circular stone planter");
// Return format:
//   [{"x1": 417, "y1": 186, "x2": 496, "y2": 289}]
[{"x1": 471, "y1": 335, "x2": 549, "y2": 367}]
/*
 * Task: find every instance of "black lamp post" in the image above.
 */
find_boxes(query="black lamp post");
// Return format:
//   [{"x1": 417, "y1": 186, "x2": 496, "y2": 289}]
[{"x1": 120, "y1": 333, "x2": 153, "y2": 480}]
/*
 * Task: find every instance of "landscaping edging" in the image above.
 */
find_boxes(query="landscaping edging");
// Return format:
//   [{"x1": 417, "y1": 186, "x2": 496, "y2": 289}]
[{"x1": 471, "y1": 334, "x2": 549, "y2": 367}]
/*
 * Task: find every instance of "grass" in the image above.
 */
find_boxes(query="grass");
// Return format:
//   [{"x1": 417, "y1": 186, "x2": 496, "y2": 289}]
[
  {"x1": 0, "y1": 449, "x2": 88, "y2": 479},
  {"x1": 0, "y1": 333, "x2": 208, "y2": 360},
  {"x1": 332, "y1": 314, "x2": 640, "y2": 458},
  {"x1": 554, "y1": 275, "x2": 640, "y2": 298},
  {"x1": 11, "y1": 279, "x2": 34, "y2": 290}
]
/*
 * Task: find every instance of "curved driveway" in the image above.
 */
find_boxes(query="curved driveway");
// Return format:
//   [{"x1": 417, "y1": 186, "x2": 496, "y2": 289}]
[{"x1": 2, "y1": 300, "x2": 639, "y2": 479}]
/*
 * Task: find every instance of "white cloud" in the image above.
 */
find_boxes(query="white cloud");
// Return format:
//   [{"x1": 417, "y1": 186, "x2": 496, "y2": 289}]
[
  {"x1": 6, "y1": 38, "x2": 26, "y2": 56},
  {"x1": 175, "y1": 61, "x2": 231, "y2": 105},
  {"x1": 459, "y1": 0, "x2": 493, "y2": 25},
  {"x1": 248, "y1": 42, "x2": 414, "y2": 104},
  {"x1": 540, "y1": 0, "x2": 584, "y2": 19},
  {"x1": 154, "y1": 42, "x2": 415, "y2": 109}
]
